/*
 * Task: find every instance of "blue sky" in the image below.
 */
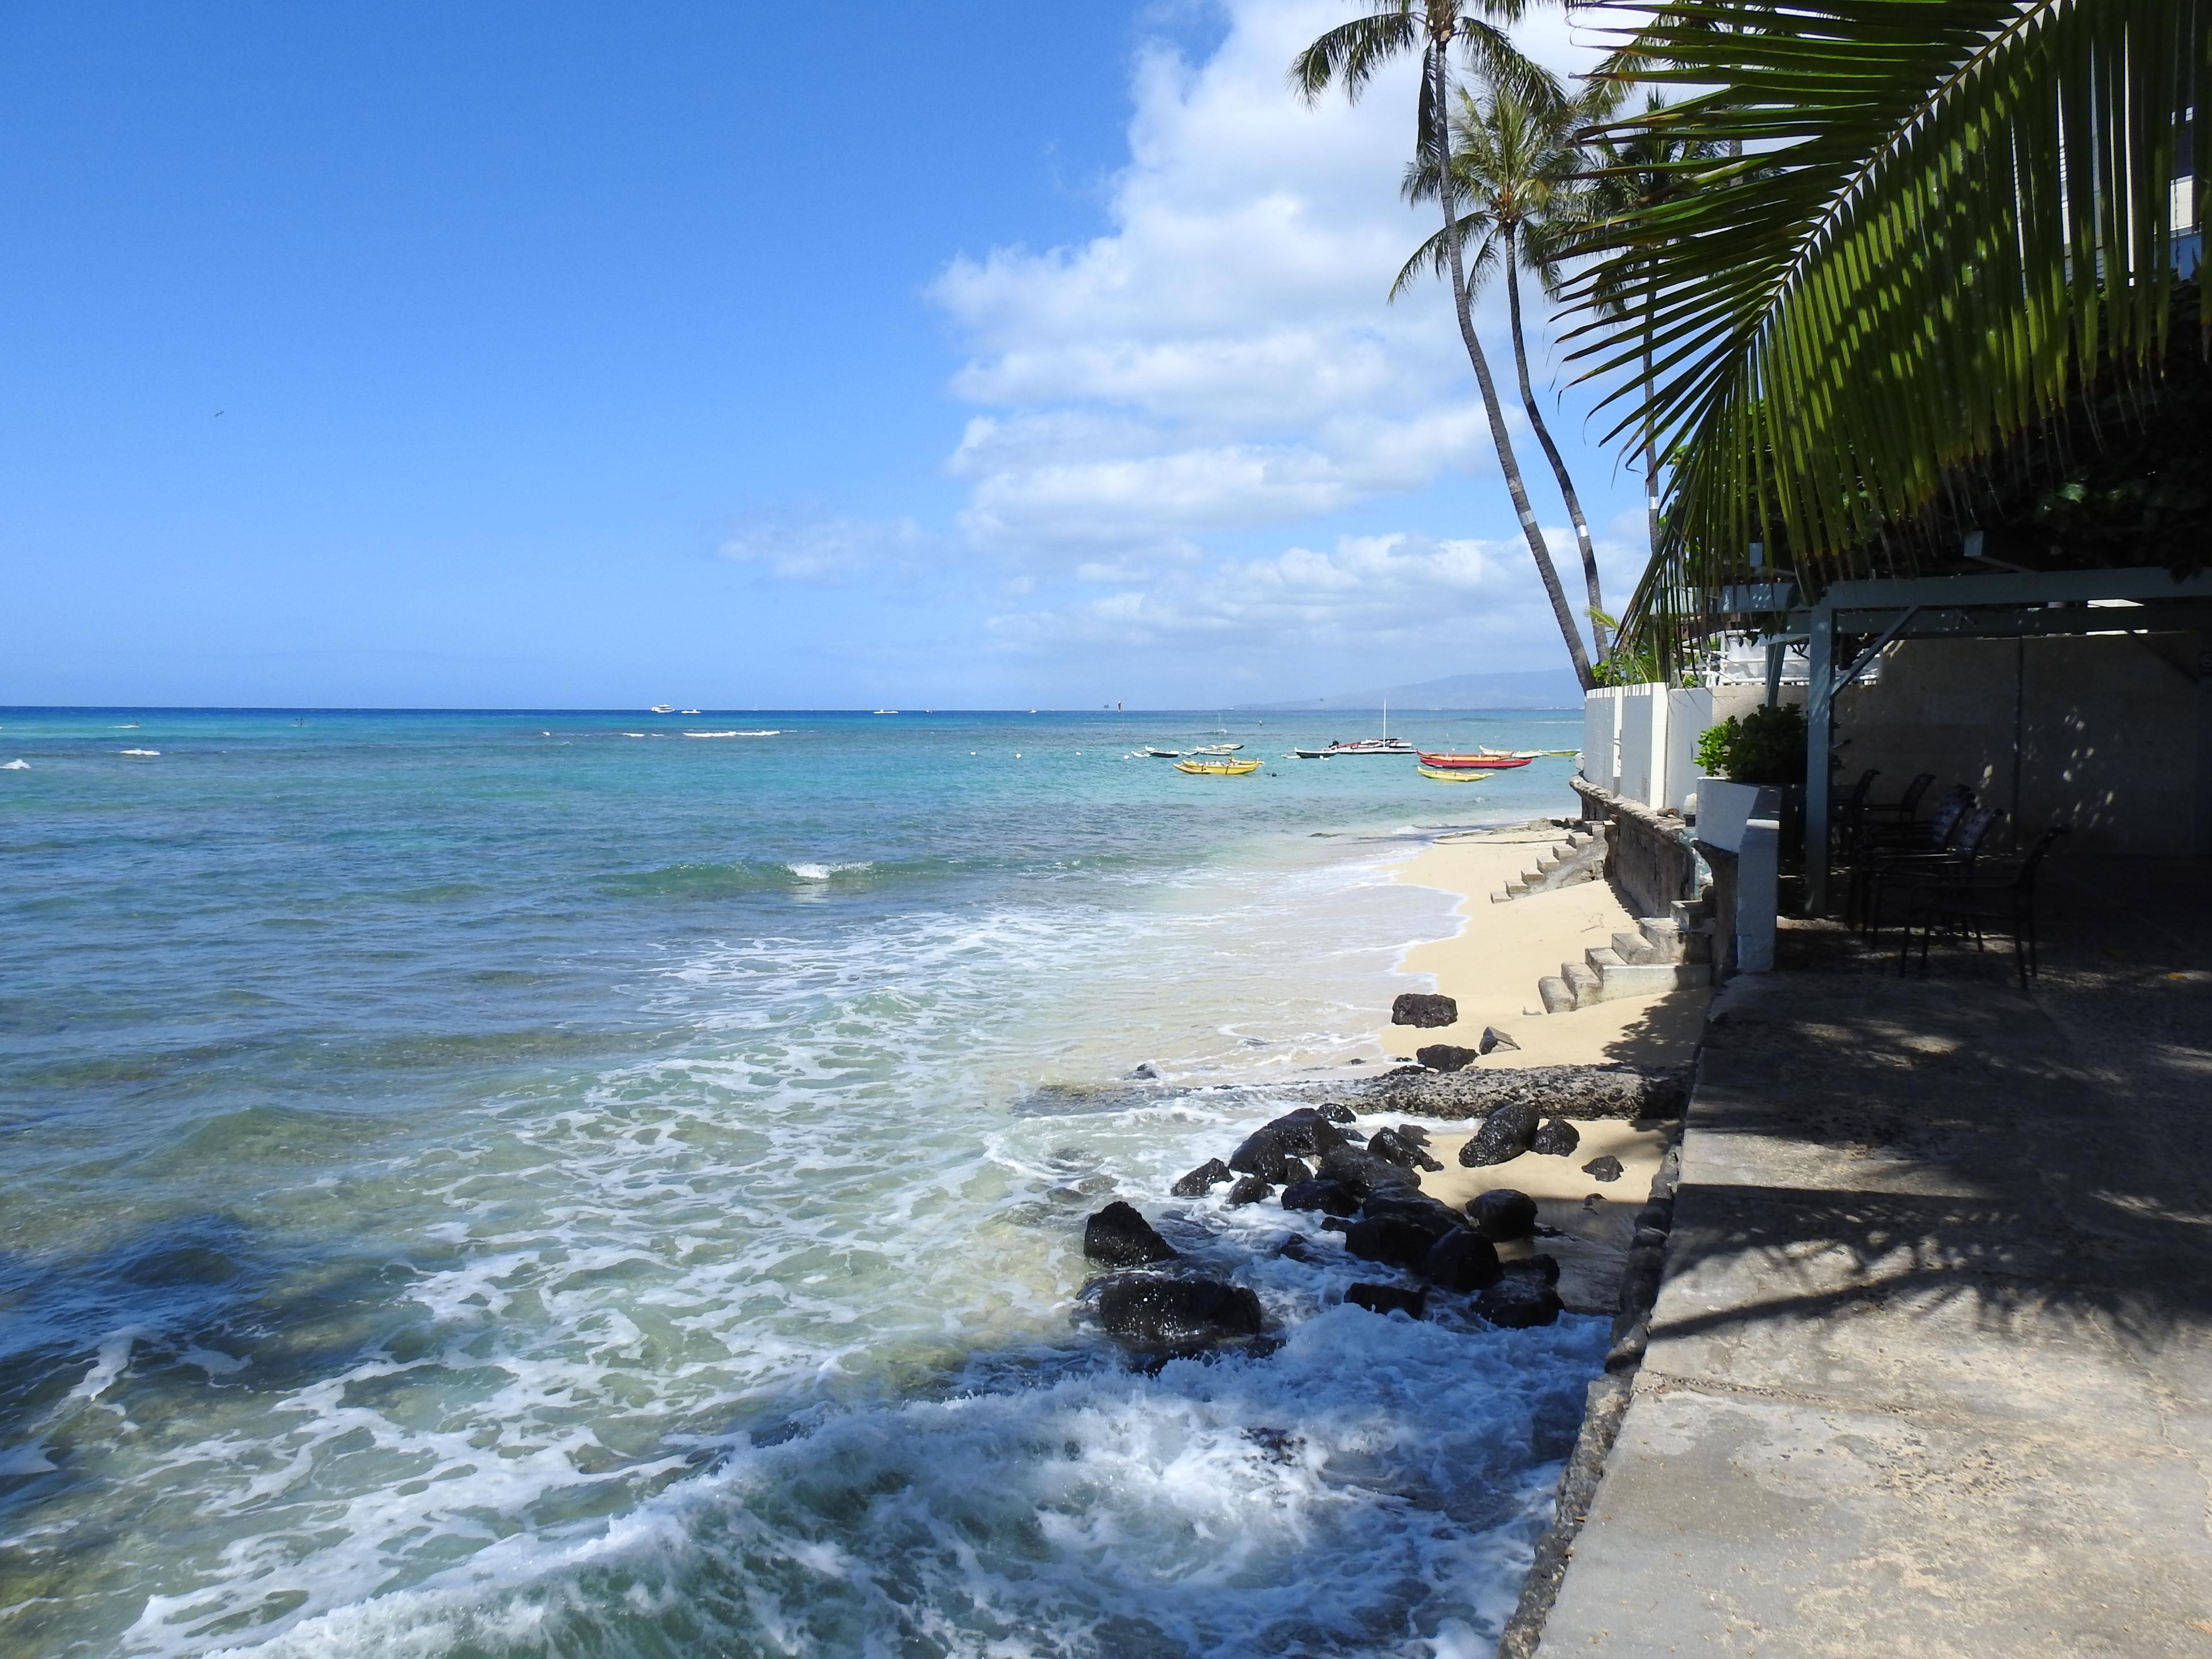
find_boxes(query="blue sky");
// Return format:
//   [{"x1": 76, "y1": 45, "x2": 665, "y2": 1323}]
[{"x1": 1, "y1": 0, "x2": 1647, "y2": 710}]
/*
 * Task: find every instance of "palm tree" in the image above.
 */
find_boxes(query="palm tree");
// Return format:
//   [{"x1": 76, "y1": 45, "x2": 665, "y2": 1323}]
[
  {"x1": 1563, "y1": 0, "x2": 2206, "y2": 668},
  {"x1": 1291, "y1": 0, "x2": 1597, "y2": 690},
  {"x1": 1393, "y1": 78, "x2": 1624, "y2": 661}
]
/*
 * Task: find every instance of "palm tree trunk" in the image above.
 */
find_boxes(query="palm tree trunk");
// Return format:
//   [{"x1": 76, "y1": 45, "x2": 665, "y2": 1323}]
[
  {"x1": 1430, "y1": 48, "x2": 1594, "y2": 691},
  {"x1": 1502, "y1": 226, "x2": 1606, "y2": 665}
]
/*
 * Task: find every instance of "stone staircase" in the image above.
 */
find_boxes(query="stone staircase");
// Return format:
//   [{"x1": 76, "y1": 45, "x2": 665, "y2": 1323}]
[
  {"x1": 1493, "y1": 822, "x2": 1608, "y2": 902},
  {"x1": 1536, "y1": 895, "x2": 1715, "y2": 1013}
]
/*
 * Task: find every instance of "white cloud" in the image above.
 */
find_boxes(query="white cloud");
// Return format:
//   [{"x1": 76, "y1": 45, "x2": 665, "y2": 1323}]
[
  {"x1": 987, "y1": 526, "x2": 1624, "y2": 657},
  {"x1": 717, "y1": 512, "x2": 929, "y2": 584}
]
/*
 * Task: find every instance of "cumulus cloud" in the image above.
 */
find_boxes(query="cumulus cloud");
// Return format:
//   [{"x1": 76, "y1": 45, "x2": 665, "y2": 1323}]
[
  {"x1": 987, "y1": 526, "x2": 1624, "y2": 657},
  {"x1": 930, "y1": 0, "x2": 1567, "y2": 562},
  {"x1": 717, "y1": 512, "x2": 930, "y2": 584}
]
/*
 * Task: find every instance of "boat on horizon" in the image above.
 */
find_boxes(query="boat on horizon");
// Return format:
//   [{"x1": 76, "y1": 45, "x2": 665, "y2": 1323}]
[
  {"x1": 649, "y1": 704, "x2": 675, "y2": 714},
  {"x1": 1173, "y1": 756, "x2": 1262, "y2": 776}
]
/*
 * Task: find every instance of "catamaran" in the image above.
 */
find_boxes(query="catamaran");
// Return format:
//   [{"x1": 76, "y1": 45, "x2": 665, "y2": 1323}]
[{"x1": 1313, "y1": 698, "x2": 1412, "y2": 755}]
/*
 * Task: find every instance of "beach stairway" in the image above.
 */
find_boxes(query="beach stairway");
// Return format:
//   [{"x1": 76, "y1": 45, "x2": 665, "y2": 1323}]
[
  {"x1": 1536, "y1": 896, "x2": 1716, "y2": 1013},
  {"x1": 1495, "y1": 823, "x2": 1608, "y2": 902}
]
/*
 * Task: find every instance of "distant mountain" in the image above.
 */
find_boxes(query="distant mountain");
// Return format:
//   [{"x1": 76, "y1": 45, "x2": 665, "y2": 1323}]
[{"x1": 1241, "y1": 668, "x2": 1585, "y2": 711}]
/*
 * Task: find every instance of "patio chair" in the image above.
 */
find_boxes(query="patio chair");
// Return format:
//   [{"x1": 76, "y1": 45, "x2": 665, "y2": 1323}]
[
  {"x1": 1847, "y1": 785, "x2": 1975, "y2": 929},
  {"x1": 1831, "y1": 768, "x2": 1881, "y2": 859},
  {"x1": 1860, "y1": 804, "x2": 2006, "y2": 942},
  {"x1": 1862, "y1": 771, "x2": 1936, "y2": 826},
  {"x1": 1899, "y1": 825, "x2": 2071, "y2": 987}
]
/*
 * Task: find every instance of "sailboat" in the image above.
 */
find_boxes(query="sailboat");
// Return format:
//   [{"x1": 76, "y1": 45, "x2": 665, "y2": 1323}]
[
  {"x1": 1317, "y1": 698, "x2": 1412, "y2": 755},
  {"x1": 1190, "y1": 713, "x2": 1243, "y2": 755}
]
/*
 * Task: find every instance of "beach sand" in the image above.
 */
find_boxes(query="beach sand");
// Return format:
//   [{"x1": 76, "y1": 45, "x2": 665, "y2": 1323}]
[
  {"x1": 1380, "y1": 826, "x2": 1710, "y2": 1072},
  {"x1": 1379, "y1": 825, "x2": 1706, "y2": 1312}
]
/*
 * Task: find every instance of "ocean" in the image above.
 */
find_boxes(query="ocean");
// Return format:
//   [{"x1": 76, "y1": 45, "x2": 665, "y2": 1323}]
[{"x1": 1, "y1": 707, "x2": 1605, "y2": 1659}]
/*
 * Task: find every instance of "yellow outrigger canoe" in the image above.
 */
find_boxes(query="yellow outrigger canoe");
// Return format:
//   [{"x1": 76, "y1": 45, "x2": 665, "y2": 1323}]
[
  {"x1": 1417, "y1": 765, "x2": 1496, "y2": 782},
  {"x1": 1174, "y1": 756, "x2": 1263, "y2": 776}
]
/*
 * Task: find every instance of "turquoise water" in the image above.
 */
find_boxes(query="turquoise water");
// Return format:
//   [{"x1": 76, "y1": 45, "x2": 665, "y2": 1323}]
[{"x1": 1, "y1": 708, "x2": 1601, "y2": 1658}]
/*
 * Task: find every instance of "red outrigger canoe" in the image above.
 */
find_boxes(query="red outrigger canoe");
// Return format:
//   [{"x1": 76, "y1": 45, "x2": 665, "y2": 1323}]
[{"x1": 1415, "y1": 749, "x2": 1537, "y2": 770}]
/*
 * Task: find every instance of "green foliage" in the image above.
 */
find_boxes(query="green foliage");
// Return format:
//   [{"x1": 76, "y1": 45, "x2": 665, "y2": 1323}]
[
  {"x1": 1563, "y1": 0, "x2": 2207, "y2": 616},
  {"x1": 1696, "y1": 704, "x2": 1806, "y2": 786}
]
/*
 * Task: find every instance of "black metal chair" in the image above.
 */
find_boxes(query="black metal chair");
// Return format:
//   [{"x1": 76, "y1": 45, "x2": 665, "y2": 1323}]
[
  {"x1": 1861, "y1": 804, "x2": 2005, "y2": 943},
  {"x1": 1831, "y1": 768, "x2": 1881, "y2": 861},
  {"x1": 1863, "y1": 771, "x2": 1936, "y2": 826},
  {"x1": 1899, "y1": 825, "x2": 2071, "y2": 986},
  {"x1": 1848, "y1": 785, "x2": 1975, "y2": 930}
]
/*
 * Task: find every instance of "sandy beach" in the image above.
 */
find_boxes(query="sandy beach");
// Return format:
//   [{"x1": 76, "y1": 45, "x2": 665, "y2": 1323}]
[{"x1": 1381, "y1": 825, "x2": 1710, "y2": 1072}]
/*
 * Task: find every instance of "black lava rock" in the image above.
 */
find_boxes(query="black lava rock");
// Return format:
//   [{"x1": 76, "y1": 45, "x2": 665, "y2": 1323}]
[
  {"x1": 1503, "y1": 1252, "x2": 1560, "y2": 1286},
  {"x1": 1319, "y1": 1215, "x2": 1351, "y2": 1234},
  {"x1": 1316, "y1": 1146, "x2": 1419, "y2": 1199},
  {"x1": 1225, "y1": 1175, "x2": 1274, "y2": 1206},
  {"x1": 1475, "y1": 1275, "x2": 1563, "y2": 1329},
  {"x1": 1391, "y1": 993, "x2": 1459, "y2": 1028},
  {"x1": 1531, "y1": 1118, "x2": 1582, "y2": 1157},
  {"x1": 1279, "y1": 1177, "x2": 1361, "y2": 1215},
  {"x1": 1315, "y1": 1101, "x2": 1357, "y2": 1124},
  {"x1": 1126, "y1": 1062, "x2": 1160, "y2": 1080},
  {"x1": 1342, "y1": 1216, "x2": 1438, "y2": 1272},
  {"x1": 1425, "y1": 1228, "x2": 1503, "y2": 1292},
  {"x1": 1479, "y1": 1025, "x2": 1521, "y2": 1055},
  {"x1": 1359, "y1": 1187, "x2": 1465, "y2": 1243},
  {"x1": 1169, "y1": 1158, "x2": 1233, "y2": 1198},
  {"x1": 1363, "y1": 1126, "x2": 1442, "y2": 1172},
  {"x1": 1346, "y1": 1282, "x2": 1427, "y2": 1319},
  {"x1": 1228, "y1": 1111, "x2": 1346, "y2": 1181},
  {"x1": 1084, "y1": 1201, "x2": 1179, "y2": 1266},
  {"x1": 1275, "y1": 1233, "x2": 1327, "y2": 1264},
  {"x1": 1461, "y1": 1101, "x2": 1539, "y2": 1166},
  {"x1": 1416, "y1": 1044, "x2": 1480, "y2": 1073},
  {"x1": 1581, "y1": 1154, "x2": 1625, "y2": 1183},
  {"x1": 1467, "y1": 1188, "x2": 1539, "y2": 1243},
  {"x1": 1096, "y1": 1275, "x2": 1264, "y2": 1347}
]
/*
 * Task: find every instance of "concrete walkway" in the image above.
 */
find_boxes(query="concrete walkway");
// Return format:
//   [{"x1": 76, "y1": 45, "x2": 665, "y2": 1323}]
[{"x1": 1535, "y1": 861, "x2": 2212, "y2": 1657}]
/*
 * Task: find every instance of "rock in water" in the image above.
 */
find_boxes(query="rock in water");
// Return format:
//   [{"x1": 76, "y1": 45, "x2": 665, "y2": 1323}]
[
  {"x1": 1346, "y1": 1282, "x2": 1427, "y2": 1319},
  {"x1": 1467, "y1": 1188, "x2": 1539, "y2": 1243},
  {"x1": 1391, "y1": 993, "x2": 1459, "y2": 1028},
  {"x1": 1126, "y1": 1062, "x2": 1160, "y2": 1080},
  {"x1": 1169, "y1": 1158, "x2": 1233, "y2": 1198},
  {"x1": 1479, "y1": 1025, "x2": 1521, "y2": 1055},
  {"x1": 1275, "y1": 1233, "x2": 1327, "y2": 1264},
  {"x1": 1531, "y1": 1118, "x2": 1581, "y2": 1157},
  {"x1": 1416, "y1": 1044, "x2": 1480, "y2": 1073},
  {"x1": 1225, "y1": 1175, "x2": 1273, "y2": 1207},
  {"x1": 1228, "y1": 1110, "x2": 1345, "y2": 1181},
  {"x1": 1358, "y1": 1187, "x2": 1464, "y2": 1243},
  {"x1": 1425, "y1": 1228, "x2": 1503, "y2": 1292},
  {"x1": 1342, "y1": 1216, "x2": 1438, "y2": 1271},
  {"x1": 1475, "y1": 1275, "x2": 1563, "y2": 1329},
  {"x1": 1581, "y1": 1154, "x2": 1625, "y2": 1183},
  {"x1": 1461, "y1": 1101, "x2": 1539, "y2": 1166},
  {"x1": 1279, "y1": 1177, "x2": 1360, "y2": 1215},
  {"x1": 1363, "y1": 1126, "x2": 1442, "y2": 1172},
  {"x1": 1096, "y1": 1275, "x2": 1264, "y2": 1347},
  {"x1": 1315, "y1": 1101, "x2": 1358, "y2": 1124},
  {"x1": 1504, "y1": 1253, "x2": 1560, "y2": 1286},
  {"x1": 1084, "y1": 1201, "x2": 1178, "y2": 1266},
  {"x1": 1316, "y1": 1146, "x2": 1419, "y2": 1199}
]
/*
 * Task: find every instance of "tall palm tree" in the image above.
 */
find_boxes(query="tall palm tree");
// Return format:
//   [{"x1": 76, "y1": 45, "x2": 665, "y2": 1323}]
[
  {"x1": 1393, "y1": 79, "x2": 1624, "y2": 661},
  {"x1": 1291, "y1": 0, "x2": 1597, "y2": 689}
]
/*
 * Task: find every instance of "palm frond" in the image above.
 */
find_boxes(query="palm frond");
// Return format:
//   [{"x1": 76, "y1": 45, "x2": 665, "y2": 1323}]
[
  {"x1": 1562, "y1": 0, "x2": 2207, "y2": 663},
  {"x1": 1289, "y1": 5, "x2": 1422, "y2": 105}
]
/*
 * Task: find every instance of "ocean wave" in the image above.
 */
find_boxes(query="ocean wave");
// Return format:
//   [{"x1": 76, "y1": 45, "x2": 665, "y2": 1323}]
[
  {"x1": 599, "y1": 858, "x2": 929, "y2": 900},
  {"x1": 170, "y1": 1309, "x2": 1599, "y2": 1659}
]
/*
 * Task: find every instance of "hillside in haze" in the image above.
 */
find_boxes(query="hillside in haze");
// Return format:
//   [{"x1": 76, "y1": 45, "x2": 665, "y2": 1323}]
[{"x1": 1241, "y1": 668, "x2": 1584, "y2": 711}]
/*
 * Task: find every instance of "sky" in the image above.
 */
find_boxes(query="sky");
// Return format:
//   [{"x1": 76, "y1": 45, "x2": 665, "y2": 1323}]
[{"x1": 0, "y1": 0, "x2": 1652, "y2": 710}]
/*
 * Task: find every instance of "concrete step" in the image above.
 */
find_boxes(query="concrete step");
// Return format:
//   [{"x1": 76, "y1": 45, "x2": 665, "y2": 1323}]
[
  {"x1": 1612, "y1": 929, "x2": 1660, "y2": 966},
  {"x1": 1537, "y1": 974, "x2": 1575, "y2": 1014},
  {"x1": 1535, "y1": 856, "x2": 1561, "y2": 876},
  {"x1": 1668, "y1": 896, "x2": 1715, "y2": 931},
  {"x1": 1594, "y1": 957, "x2": 1710, "y2": 998},
  {"x1": 1563, "y1": 961, "x2": 1603, "y2": 1005}
]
